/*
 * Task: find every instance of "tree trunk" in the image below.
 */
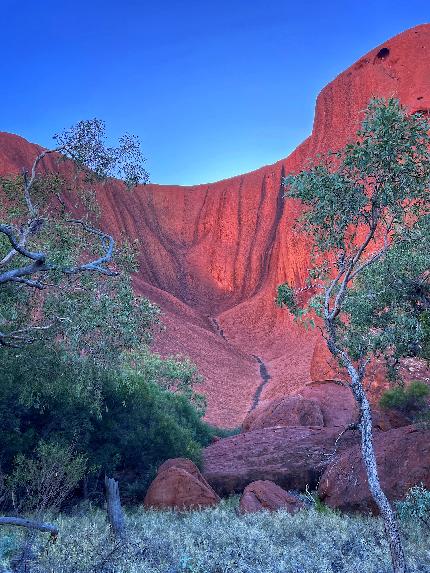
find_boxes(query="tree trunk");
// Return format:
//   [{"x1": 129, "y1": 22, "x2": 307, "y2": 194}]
[
  {"x1": 350, "y1": 374, "x2": 407, "y2": 573},
  {"x1": 104, "y1": 476, "x2": 125, "y2": 540}
]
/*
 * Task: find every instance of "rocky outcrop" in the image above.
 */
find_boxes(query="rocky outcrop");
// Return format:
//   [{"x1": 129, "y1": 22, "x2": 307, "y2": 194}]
[
  {"x1": 1, "y1": 25, "x2": 430, "y2": 427},
  {"x1": 203, "y1": 426, "x2": 359, "y2": 496},
  {"x1": 300, "y1": 382, "x2": 358, "y2": 428},
  {"x1": 242, "y1": 383, "x2": 407, "y2": 433},
  {"x1": 144, "y1": 459, "x2": 220, "y2": 510},
  {"x1": 241, "y1": 396, "x2": 324, "y2": 432},
  {"x1": 318, "y1": 426, "x2": 430, "y2": 513},
  {"x1": 239, "y1": 480, "x2": 305, "y2": 514}
]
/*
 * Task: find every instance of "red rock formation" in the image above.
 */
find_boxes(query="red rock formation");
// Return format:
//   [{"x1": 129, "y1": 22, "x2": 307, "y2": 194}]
[
  {"x1": 1, "y1": 25, "x2": 430, "y2": 427},
  {"x1": 318, "y1": 426, "x2": 430, "y2": 513},
  {"x1": 242, "y1": 383, "x2": 408, "y2": 433},
  {"x1": 239, "y1": 480, "x2": 305, "y2": 514},
  {"x1": 144, "y1": 459, "x2": 220, "y2": 510},
  {"x1": 241, "y1": 396, "x2": 324, "y2": 432},
  {"x1": 202, "y1": 426, "x2": 360, "y2": 496},
  {"x1": 156, "y1": 458, "x2": 209, "y2": 484}
]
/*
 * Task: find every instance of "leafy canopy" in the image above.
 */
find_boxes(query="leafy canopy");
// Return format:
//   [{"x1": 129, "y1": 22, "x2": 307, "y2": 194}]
[{"x1": 278, "y1": 98, "x2": 430, "y2": 372}]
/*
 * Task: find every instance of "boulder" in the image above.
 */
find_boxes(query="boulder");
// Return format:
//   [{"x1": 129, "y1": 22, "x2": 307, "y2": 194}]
[
  {"x1": 318, "y1": 426, "x2": 430, "y2": 513},
  {"x1": 299, "y1": 381, "x2": 407, "y2": 431},
  {"x1": 239, "y1": 480, "x2": 306, "y2": 514},
  {"x1": 156, "y1": 457, "x2": 207, "y2": 483},
  {"x1": 241, "y1": 396, "x2": 324, "y2": 432},
  {"x1": 144, "y1": 460, "x2": 220, "y2": 510},
  {"x1": 203, "y1": 426, "x2": 359, "y2": 496},
  {"x1": 300, "y1": 382, "x2": 357, "y2": 428}
]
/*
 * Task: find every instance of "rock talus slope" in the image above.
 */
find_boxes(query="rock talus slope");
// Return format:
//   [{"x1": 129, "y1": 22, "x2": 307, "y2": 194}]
[{"x1": 1, "y1": 25, "x2": 429, "y2": 427}]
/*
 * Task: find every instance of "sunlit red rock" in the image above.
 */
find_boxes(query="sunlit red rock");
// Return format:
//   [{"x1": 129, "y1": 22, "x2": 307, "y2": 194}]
[{"x1": 1, "y1": 25, "x2": 430, "y2": 427}]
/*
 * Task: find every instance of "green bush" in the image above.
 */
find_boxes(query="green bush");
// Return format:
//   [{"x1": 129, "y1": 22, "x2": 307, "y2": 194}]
[
  {"x1": 0, "y1": 345, "x2": 215, "y2": 506},
  {"x1": 7, "y1": 440, "x2": 87, "y2": 513},
  {"x1": 396, "y1": 484, "x2": 430, "y2": 532},
  {"x1": 379, "y1": 380, "x2": 430, "y2": 421}
]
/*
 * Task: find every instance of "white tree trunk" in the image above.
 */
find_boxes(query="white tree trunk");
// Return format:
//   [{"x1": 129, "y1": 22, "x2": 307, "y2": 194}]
[{"x1": 349, "y1": 371, "x2": 407, "y2": 573}]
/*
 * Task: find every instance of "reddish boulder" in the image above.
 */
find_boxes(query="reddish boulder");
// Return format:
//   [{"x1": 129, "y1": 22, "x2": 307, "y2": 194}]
[
  {"x1": 239, "y1": 480, "x2": 305, "y2": 514},
  {"x1": 318, "y1": 426, "x2": 430, "y2": 513},
  {"x1": 203, "y1": 426, "x2": 359, "y2": 496},
  {"x1": 144, "y1": 460, "x2": 220, "y2": 510},
  {"x1": 300, "y1": 381, "x2": 409, "y2": 431},
  {"x1": 242, "y1": 396, "x2": 324, "y2": 432},
  {"x1": 300, "y1": 382, "x2": 358, "y2": 428},
  {"x1": 157, "y1": 458, "x2": 206, "y2": 482}
]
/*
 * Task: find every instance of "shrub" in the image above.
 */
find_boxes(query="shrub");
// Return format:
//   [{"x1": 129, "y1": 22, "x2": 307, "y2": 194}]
[
  {"x1": 396, "y1": 484, "x2": 430, "y2": 532},
  {"x1": 9, "y1": 504, "x2": 430, "y2": 573},
  {"x1": 379, "y1": 380, "x2": 430, "y2": 421},
  {"x1": 7, "y1": 441, "x2": 86, "y2": 514},
  {"x1": 0, "y1": 346, "x2": 215, "y2": 506}
]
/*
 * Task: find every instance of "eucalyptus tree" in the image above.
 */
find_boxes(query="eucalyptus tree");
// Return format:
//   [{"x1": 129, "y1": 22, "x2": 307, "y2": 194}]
[
  {"x1": 277, "y1": 98, "x2": 430, "y2": 573},
  {"x1": 0, "y1": 119, "x2": 157, "y2": 361}
]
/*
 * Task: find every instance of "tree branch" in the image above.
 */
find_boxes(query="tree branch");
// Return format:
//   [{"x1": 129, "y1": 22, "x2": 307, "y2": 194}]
[
  {"x1": 0, "y1": 516, "x2": 58, "y2": 539},
  {"x1": 64, "y1": 219, "x2": 118, "y2": 276}
]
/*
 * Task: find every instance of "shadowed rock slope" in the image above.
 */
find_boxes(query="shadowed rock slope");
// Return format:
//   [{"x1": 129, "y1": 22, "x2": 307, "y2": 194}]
[{"x1": 1, "y1": 24, "x2": 430, "y2": 427}]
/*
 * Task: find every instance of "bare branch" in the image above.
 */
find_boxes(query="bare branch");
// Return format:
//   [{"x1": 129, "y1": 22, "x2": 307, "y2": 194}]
[
  {"x1": 23, "y1": 148, "x2": 63, "y2": 217},
  {"x1": 0, "y1": 516, "x2": 58, "y2": 539},
  {"x1": 0, "y1": 224, "x2": 46, "y2": 263},
  {"x1": 0, "y1": 324, "x2": 54, "y2": 347},
  {"x1": 9, "y1": 277, "x2": 46, "y2": 289},
  {"x1": 64, "y1": 219, "x2": 118, "y2": 276}
]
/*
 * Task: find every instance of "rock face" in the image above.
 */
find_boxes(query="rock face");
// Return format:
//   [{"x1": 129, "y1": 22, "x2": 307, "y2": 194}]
[
  {"x1": 300, "y1": 382, "x2": 358, "y2": 428},
  {"x1": 242, "y1": 396, "x2": 324, "y2": 432},
  {"x1": 242, "y1": 384, "x2": 407, "y2": 433},
  {"x1": 239, "y1": 480, "x2": 305, "y2": 514},
  {"x1": 203, "y1": 426, "x2": 359, "y2": 496},
  {"x1": 318, "y1": 426, "x2": 430, "y2": 513},
  {"x1": 144, "y1": 459, "x2": 220, "y2": 510},
  {"x1": 1, "y1": 26, "x2": 430, "y2": 427}
]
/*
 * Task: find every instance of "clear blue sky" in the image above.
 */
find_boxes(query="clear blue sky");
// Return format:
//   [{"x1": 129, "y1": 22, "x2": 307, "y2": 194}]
[{"x1": 1, "y1": 1, "x2": 429, "y2": 185}]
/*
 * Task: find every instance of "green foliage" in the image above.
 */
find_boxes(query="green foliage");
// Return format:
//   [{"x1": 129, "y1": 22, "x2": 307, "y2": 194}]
[
  {"x1": 0, "y1": 119, "x2": 149, "y2": 349},
  {"x1": 0, "y1": 345, "x2": 213, "y2": 506},
  {"x1": 419, "y1": 311, "x2": 430, "y2": 360},
  {"x1": 0, "y1": 534, "x2": 19, "y2": 569},
  {"x1": 342, "y1": 215, "x2": 430, "y2": 362},
  {"x1": 281, "y1": 98, "x2": 430, "y2": 371},
  {"x1": 379, "y1": 381, "x2": 430, "y2": 421},
  {"x1": 0, "y1": 121, "x2": 215, "y2": 507},
  {"x1": 276, "y1": 283, "x2": 298, "y2": 311},
  {"x1": 126, "y1": 349, "x2": 206, "y2": 415},
  {"x1": 284, "y1": 99, "x2": 430, "y2": 254},
  {"x1": 396, "y1": 485, "x2": 430, "y2": 531},
  {"x1": 53, "y1": 119, "x2": 149, "y2": 188},
  {"x1": 7, "y1": 441, "x2": 86, "y2": 514}
]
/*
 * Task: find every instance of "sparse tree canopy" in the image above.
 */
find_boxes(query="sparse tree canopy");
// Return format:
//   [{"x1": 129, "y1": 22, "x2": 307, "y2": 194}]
[
  {"x1": 278, "y1": 98, "x2": 430, "y2": 573},
  {"x1": 0, "y1": 119, "x2": 152, "y2": 353}
]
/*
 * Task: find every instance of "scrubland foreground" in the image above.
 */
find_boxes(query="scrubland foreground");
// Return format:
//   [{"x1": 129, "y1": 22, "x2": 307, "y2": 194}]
[{"x1": 1, "y1": 500, "x2": 429, "y2": 573}]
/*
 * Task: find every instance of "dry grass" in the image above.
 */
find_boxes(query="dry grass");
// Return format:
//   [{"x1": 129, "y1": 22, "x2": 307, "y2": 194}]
[{"x1": 1, "y1": 499, "x2": 429, "y2": 572}]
